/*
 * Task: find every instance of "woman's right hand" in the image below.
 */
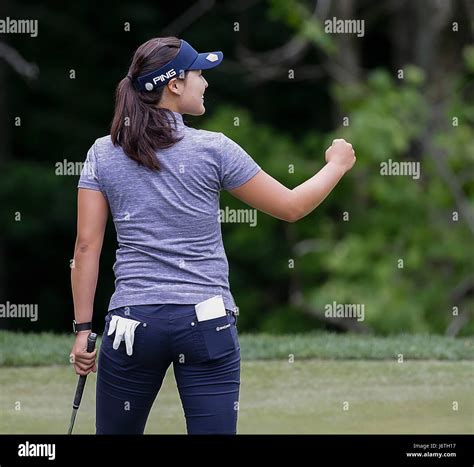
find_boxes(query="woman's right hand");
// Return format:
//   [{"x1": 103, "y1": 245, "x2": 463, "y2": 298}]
[
  {"x1": 70, "y1": 332, "x2": 97, "y2": 376},
  {"x1": 325, "y1": 138, "x2": 356, "y2": 174}
]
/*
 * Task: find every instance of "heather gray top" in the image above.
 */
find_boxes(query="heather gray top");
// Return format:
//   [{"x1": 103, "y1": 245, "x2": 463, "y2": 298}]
[{"x1": 77, "y1": 111, "x2": 261, "y2": 312}]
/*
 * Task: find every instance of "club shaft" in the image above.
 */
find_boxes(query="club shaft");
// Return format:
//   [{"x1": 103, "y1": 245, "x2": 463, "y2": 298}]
[{"x1": 67, "y1": 332, "x2": 97, "y2": 434}]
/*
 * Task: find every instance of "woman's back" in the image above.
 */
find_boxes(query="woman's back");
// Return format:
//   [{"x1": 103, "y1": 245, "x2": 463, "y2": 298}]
[{"x1": 78, "y1": 112, "x2": 261, "y2": 312}]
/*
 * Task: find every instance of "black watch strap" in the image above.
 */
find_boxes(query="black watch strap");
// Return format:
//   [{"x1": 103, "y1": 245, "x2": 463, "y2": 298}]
[{"x1": 73, "y1": 320, "x2": 92, "y2": 334}]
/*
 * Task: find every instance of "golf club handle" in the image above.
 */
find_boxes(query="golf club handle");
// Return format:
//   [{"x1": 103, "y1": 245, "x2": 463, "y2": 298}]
[
  {"x1": 73, "y1": 332, "x2": 97, "y2": 409},
  {"x1": 86, "y1": 332, "x2": 97, "y2": 353}
]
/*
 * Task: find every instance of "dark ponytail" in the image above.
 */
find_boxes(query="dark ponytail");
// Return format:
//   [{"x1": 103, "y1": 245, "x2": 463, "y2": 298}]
[{"x1": 110, "y1": 37, "x2": 186, "y2": 171}]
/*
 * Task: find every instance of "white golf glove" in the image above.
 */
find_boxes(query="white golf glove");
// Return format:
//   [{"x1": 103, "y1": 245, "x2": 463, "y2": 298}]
[{"x1": 107, "y1": 315, "x2": 141, "y2": 356}]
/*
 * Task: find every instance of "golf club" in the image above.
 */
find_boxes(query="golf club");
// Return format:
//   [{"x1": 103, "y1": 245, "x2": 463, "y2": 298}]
[{"x1": 67, "y1": 332, "x2": 97, "y2": 434}]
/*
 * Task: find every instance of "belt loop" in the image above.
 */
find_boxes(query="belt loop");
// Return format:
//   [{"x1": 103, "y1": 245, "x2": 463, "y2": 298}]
[{"x1": 227, "y1": 308, "x2": 238, "y2": 326}]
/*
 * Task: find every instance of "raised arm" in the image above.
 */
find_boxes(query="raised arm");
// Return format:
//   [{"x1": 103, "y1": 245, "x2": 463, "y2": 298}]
[{"x1": 229, "y1": 139, "x2": 356, "y2": 222}]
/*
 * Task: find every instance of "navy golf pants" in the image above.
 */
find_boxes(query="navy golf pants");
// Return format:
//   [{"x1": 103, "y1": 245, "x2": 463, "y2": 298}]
[{"x1": 95, "y1": 303, "x2": 240, "y2": 435}]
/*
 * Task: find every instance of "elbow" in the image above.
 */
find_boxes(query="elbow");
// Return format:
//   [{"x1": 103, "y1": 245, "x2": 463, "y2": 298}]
[
  {"x1": 74, "y1": 239, "x2": 101, "y2": 255},
  {"x1": 286, "y1": 211, "x2": 300, "y2": 223},
  {"x1": 76, "y1": 242, "x2": 90, "y2": 254},
  {"x1": 286, "y1": 191, "x2": 301, "y2": 223}
]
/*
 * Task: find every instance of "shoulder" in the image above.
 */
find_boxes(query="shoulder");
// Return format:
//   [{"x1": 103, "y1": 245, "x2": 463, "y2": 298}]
[
  {"x1": 91, "y1": 135, "x2": 121, "y2": 156},
  {"x1": 184, "y1": 128, "x2": 244, "y2": 157},
  {"x1": 177, "y1": 128, "x2": 230, "y2": 164},
  {"x1": 189, "y1": 128, "x2": 236, "y2": 146},
  {"x1": 184, "y1": 127, "x2": 225, "y2": 147},
  {"x1": 89, "y1": 130, "x2": 233, "y2": 162},
  {"x1": 87, "y1": 136, "x2": 127, "y2": 170}
]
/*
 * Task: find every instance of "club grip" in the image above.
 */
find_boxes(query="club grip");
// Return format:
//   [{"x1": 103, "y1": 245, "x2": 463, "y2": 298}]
[
  {"x1": 86, "y1": 332, "x2": 97, "y2": 353},
  {"x1": 73, "y1": 332, "x2": 97, "y2": 409}
]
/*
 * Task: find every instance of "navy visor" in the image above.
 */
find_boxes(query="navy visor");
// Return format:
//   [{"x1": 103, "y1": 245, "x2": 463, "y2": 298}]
[{"x1": 133, "y1": 39, "x2": 223, "y2": 92}]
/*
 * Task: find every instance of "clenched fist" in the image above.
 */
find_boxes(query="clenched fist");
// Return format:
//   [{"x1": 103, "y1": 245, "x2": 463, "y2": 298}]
[{"x1": 325, "y1": 138, "x2": 356, "y2": 174}]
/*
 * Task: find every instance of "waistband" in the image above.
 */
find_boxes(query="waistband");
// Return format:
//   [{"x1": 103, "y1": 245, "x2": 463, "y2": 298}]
[{"x1": 108, "y1": 303, "x2": 238, "y2": 321}]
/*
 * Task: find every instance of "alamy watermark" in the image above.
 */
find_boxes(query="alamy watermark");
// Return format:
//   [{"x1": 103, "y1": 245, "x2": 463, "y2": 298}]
[
  {"x1": 0, "y1": 17, "x2": 38, "y2": 37},
  {"x1": 324, "y1": 17, "x2": 365, "y2": 38},
  {"x1": 0, "y1": 301, "x2": 38, "y2": 322},
  {"x1": 324, "y1": 301, "x2": 365, "y2": 322},
  {"x1": 218, "y1": 206, "x2": 257, "y2": 227},
  {"x1": 18, "y1": 442, "x2": 55, "y2": 461},
  {"x1": 380, "y1": 159, "x2": 420, "y2": 179},
  {"x1": 55, "y1": 159, "x2": 96, "y2": 177}
]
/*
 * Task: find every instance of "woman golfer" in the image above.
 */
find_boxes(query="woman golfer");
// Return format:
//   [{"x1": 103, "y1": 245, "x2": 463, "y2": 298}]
[{"x1": 70, "y1": 36, "x2": 356, "y2": 435}]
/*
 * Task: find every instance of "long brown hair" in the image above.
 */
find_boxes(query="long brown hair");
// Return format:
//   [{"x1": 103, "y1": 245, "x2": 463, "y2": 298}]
[{"x1": 110, "y1": 37, "x2": 186, "y2": 170}]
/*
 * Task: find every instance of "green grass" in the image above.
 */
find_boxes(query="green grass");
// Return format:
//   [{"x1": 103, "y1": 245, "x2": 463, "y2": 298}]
[
  {"x1": 0, "y1": 331, "x2": 473, "y2": 366},
  {"x1": 1, "y1": 331, "x2": 472, "y2": 433},
  {"x1": 0, "y1": 360, "x2": 472, "y2": 434}
]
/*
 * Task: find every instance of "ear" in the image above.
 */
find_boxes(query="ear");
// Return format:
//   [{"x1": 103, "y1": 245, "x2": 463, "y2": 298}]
[{"x1": 166, "y1": 77, "x2": 183, "y2": 96}]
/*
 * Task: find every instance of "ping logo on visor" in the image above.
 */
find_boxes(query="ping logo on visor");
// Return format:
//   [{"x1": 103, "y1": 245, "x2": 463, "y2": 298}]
[{"x1": 133, "y1": 40, "x2": 223, "y2": 92}]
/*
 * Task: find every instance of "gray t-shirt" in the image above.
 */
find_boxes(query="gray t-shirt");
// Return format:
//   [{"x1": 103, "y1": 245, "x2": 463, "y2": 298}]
[{"x1": 77, "y1": 111, "x2": 261, "y2": 312}]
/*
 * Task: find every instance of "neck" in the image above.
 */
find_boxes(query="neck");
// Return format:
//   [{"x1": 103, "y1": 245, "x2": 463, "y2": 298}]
[{"x1": 157, "y1": 101, "x2": 181, "y2": 114}]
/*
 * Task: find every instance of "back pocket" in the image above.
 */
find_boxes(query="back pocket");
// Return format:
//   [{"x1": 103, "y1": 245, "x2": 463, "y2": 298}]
[{"x1": 194, "y1": 314, "x2": 238, "y2": 361}]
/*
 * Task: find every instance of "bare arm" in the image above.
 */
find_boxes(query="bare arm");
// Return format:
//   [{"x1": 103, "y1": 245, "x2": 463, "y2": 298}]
[
  {"x1": 70, "y1": 188, "x2": 108, "y2": 375},
  {"x1": 229, "y1": 139, "x2": 356, "y2": 222},
  {"x1": 71, "y1": 188, "x2": 108, "y2": 324}
]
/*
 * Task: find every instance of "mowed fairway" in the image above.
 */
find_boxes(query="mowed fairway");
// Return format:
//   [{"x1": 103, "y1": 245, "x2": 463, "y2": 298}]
[{"x1": 0, "y1": 360, "x2": 472, "y2": 434}]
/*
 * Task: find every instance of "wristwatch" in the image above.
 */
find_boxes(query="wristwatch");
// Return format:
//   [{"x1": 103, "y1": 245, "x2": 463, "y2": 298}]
[{"x1": 72, "y1": 320, "x2": 92, "y2": 334}]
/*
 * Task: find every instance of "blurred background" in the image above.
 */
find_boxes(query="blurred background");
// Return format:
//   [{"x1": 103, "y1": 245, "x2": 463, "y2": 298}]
[{"x1": 0, "y1": 0, "x2": 473, "y2": 337}]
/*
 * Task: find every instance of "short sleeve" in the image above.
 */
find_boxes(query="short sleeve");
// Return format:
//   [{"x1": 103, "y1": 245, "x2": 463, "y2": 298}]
[
  {"x1": 219, "y1": 133, "x2": 261, "y2": 191},
  {"x1": 77, "y1": 143, "x2": 106, "y2": 198}
]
